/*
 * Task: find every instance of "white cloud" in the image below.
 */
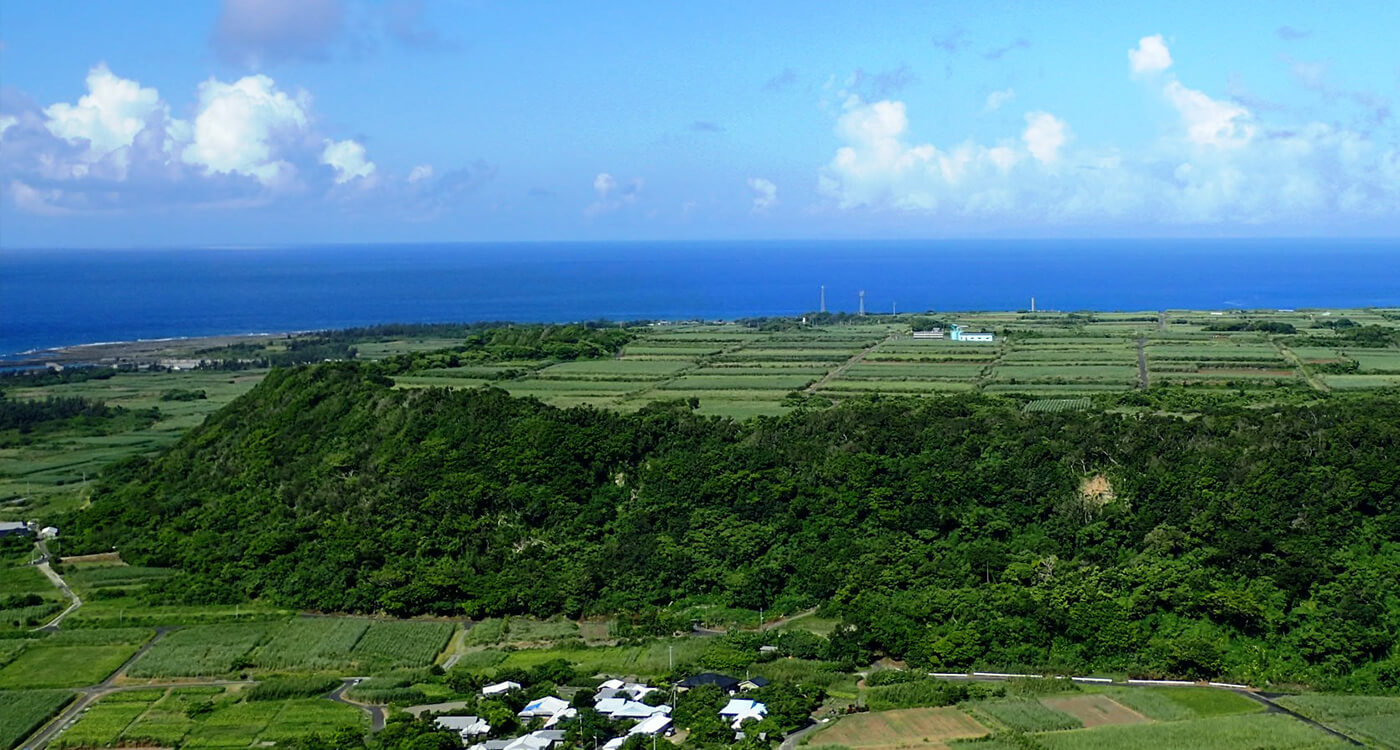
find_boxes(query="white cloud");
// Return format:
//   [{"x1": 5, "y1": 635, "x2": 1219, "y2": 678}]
[
  {"x1": 585, "y1": 171, "x2": 642, "y2": 216},
  {"x1": 1129, "y1": 34, "x2": 1173, "y2": 75},
  {"x1": 182, "y1": 75, "x2": 310, "y2": 185},
  {"x1": 42, "y1": 64, "x2": 176, "y2": 169},
  {"x1": 747, "y1": 177, "x2": 778, "y2": 213},
  {"x1": 407, "y1": 164, "x2": 434, "y2": 183},
  {"x1": 1163, "y1": 81, "x2": 1255, "y2": 148},
  {"x1": 984, "y1": 89, "x2": 1015, "y2": 112},
  {"x1": 0, "y1": 116, "x2": 16, "y2": 139},
  {"x1": 819, "y1": 37, "x2": 1399, "y2": 228},
  {"x1": 821, "y1": 96, "x2": 1038, "y2": 212},
  {"x1": 320, "y1": 138, "x2": 376, "y2": 183},
  {"x1": 1022, "y1": 111, "x2": 1068, "y2": 164}
]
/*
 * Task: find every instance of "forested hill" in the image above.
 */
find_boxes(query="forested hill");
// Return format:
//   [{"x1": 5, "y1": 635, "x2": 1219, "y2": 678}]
[{"x1": 67, "y1": 362, "x2": 1400, "y2": 690}]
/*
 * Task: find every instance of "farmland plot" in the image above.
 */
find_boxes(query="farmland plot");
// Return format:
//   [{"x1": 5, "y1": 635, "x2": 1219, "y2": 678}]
[
  {"x1": 251, "y1": 617, "x2": 369, "y2": 671},
  {"x1": 350, "y1": 621, "x2": 454, "y2": 668},
  {"x1": 1033, "y1": 713, "x2": 1351, "y2": 750},
  {"x1": 816, "y1": 707, "x2": 989, "y2": 750},
  {"x1": 0, "y1": 689, "x2": 73, "y2": 750},
  {"x1": 127, "y1": 622, "x2": 274, "y2": 677}
]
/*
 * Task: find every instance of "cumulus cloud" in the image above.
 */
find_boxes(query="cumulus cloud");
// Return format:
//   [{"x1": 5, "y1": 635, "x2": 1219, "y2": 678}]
[
  {"x1": 407, "y1": 164, "x2": 434, "y2": 183},
  {"x1": 1163, "y1": 80, "x2": 1255, "y2": 147},
  {"x1": 747, "y1": 177, "x2": 778, "y2": 213},
  {"x1": 212, "y1": 0, "x2": 344, "y2": 67},
  {"x1": 0, "y1": 64, "x2": 421, "y2": 216},
  {"x1": 1129, "y1": 34, "x2": 1173, "y2": 75},
  {"x1": 321, "y1": 139, "x2": 376, "y2": 183},
  {"x1": 585, "y1": 172, "x2": 642, "y2": 216},
  {"x1": 1022, "y1": 112, "x2": 1069, "y2": 163},
  {"x1": 43, "y1": 64, "x2": 171, "y2": 167},
  {"x1": 817, "y1": 34, "x2": 1400, "y2": 227},
  {"x1": 984, "y1": 88, "x2": 1015, "y2": 112},
  {"x1": 182, "y1": 75, "x2": 309, "y2": 185}
]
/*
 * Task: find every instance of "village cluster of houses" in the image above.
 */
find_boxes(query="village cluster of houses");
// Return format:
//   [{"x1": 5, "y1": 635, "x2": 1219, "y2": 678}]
[{"x1": 435, "y1": 673, "x2": 769, "y2": 750}]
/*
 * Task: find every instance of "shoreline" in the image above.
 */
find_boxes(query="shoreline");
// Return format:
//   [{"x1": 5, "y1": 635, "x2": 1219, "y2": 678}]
[
  {"x1": 3, "y1": 304, "x2": 1394, "y2": 370},
  {"x1": 1, "y1": 331, "x2": 303, "y2": 369}
]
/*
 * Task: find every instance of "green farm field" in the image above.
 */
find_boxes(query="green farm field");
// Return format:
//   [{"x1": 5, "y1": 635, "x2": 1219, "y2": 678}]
[
  {"x1": 7, "y1": 310, "x2": 1400, "y2": 527},
  {"x1": 0, "y1": 689, "x2": 73, "y2": 750}
]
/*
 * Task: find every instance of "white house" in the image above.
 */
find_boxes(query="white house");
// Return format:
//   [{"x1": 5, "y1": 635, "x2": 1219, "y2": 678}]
[
  {"x1": 468, "y1": 731, "x2": 566, "y2": 750},
  {"x1": 482, "y1": 681, "x2": 522, "y2": 697},
  {"x1": 542, "y1": 708, "x2": 577, "y2": 729},
  {"x1": 519, "y1": 696, "x2": 571, "y2": 718},
  {"x1": 949, "y1": 325, "x2": 993, "y2": 343},
  {"x1": 598, "y1": 699, "x2": 669, "y2": 720},
  {"x1": 720, "y1": 699, "x2": 767, "y2": 730},
  {"x1": 628, "y1": 714, "x2": 674, "y2": 737},
  {"x1": 38, "y1": 526, "x2": 59, "y2": 540},
  {"x1": 435, "y1": 716, "x2": 491, "y2": 740}
]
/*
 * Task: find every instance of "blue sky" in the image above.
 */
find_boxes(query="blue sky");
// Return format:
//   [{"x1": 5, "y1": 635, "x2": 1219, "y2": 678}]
[{"x1": 1, "y1": 0, "x2": 1397, "y2": 246}]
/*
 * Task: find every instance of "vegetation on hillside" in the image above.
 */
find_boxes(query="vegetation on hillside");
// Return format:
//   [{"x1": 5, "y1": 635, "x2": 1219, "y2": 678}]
[{"x1": 60, "y1": 361, "x2": 1400, "y2": 692}]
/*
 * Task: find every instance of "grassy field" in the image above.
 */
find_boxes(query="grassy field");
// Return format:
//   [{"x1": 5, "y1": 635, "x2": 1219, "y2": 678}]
[
  {"x1": 1276, "y1": 694, "x2": 1400, "y2": 749},
  {"x1": 126, "y1": 622, "x2": 275, "y2": 678},
  {"x1": 0, "y1": 369, "x2": 266, "y2": 519},
  {"x1": 1030, "y1": 712, "x2": 1352, "y2": 750},
  {"x1": 971, "y1": 698, "x2": 1082, "y2": 732},
  {"x1": 0, "y1": 639, "x2": 147, "y2": 689},
  {"x1": 0, "y1": 689, "x2": 73, "y2": 750},
  {"x1": 54, "y1": 688, "x2": 366, "y2": 749}
]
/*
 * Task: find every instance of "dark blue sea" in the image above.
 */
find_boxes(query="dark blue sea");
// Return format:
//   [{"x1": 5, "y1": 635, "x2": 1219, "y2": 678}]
[{"x1": 2, "y1": 239, "x2": 1398, "y2": 358}]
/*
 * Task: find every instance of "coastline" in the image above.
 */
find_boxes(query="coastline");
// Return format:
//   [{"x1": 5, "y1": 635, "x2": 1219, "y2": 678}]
[{"x1": 1, "y1": 332, "x2": 302, "y2": 369}]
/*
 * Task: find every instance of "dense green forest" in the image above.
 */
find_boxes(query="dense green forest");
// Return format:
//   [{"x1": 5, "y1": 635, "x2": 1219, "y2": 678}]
[{"x1": 64, "y1": 362, "x2": 1400, "y2": 691}]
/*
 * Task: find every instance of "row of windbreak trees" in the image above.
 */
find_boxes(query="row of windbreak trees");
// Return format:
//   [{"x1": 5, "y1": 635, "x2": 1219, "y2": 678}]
[{"x1": 63, "y1": 361, "x2": 1400, "y2": 692}]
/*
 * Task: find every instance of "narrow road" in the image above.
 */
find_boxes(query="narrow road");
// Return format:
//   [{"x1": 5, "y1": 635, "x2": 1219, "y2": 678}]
[
  {"x1": 328, "y1": 678, "x2": 387, "y2": 732},
  {"x1": 34, "y1": 560, "x2": 81, "y2": 632},
  {"x1": 758, "y1": 608, "x2": 818, "y2": 632},
  {"x1": 1135, "y1": 337, "x2": 1149, "y2": 390},
  {"x1": 807, "y1": 335, "x2": 891, "y2": 393},
  {"x1": 777, "y1": 721, "x2": 822, "y2": 750},
  {"x1": 1275, "y1": 340, "x2": 1329, "y2": 393}
]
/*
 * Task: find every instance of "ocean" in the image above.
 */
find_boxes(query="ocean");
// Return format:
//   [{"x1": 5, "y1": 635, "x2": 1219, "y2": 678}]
[{"x1": 2, "y1": 238, "x2": 1398, "y2": 358}]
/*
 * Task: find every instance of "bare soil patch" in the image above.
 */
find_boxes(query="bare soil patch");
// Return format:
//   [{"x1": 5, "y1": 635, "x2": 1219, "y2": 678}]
[
  {"x1": 1040, "y1": 695, "x2": 1148, "y2": 728},
  {"x1": 817, "y1": 707, "x2": 988, "y2": 750}
]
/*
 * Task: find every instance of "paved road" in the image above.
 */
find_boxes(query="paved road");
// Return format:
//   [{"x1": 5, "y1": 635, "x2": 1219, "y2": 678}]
[
  {"x1": 777, "y1": 721, "x2": 822, "y2": 750},
  {"x1": 328, "y1": 678, "x2": 387, "y2": 732}
]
